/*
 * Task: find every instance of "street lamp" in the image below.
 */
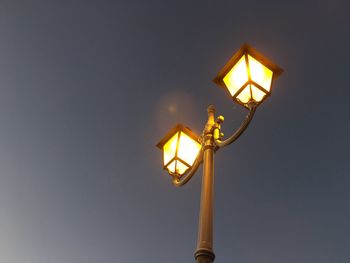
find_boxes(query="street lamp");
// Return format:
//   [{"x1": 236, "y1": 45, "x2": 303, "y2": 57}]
[
  {"x1": 214, "y1": 43, "x2": 283, "y2": 108},
  {"x1": 157, "y1": 43, "x2": 283, "y2": 263},
  {"x1": 156, "y1": 124, "x2": 201, "y2": 178}
]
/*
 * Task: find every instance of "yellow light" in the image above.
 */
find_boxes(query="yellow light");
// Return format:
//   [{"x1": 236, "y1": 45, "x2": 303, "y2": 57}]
[
  {"x1": 157, "y1": 125, "x2": 201, "y2": 177},
  {"x1": 165, "y1": 160, "x2": 190, "y2": 175},
  {"x1": 175, "y1": 160, "x2": 189, "y2": 175},
  {"x1": 214, "y1": 43, "x2": 283, "y2": 108},
  {"x1": 236, "y1": 85, "x2": 251, "y2": 104},
  {"x1": 166, "y1": 160, "x2": 176, "y2": 174},
  {"x1": 177, "y1": 132, "x2": 201, "y2": 167},
  {"x1": 223, "y1": 55, "x2": 248, "y2": 97},
  {"x1": 236, "y1": 84, "x2": 268, "y2": 104},
  {"x1": 251, "y1": 84, "x2": 266, "y2": 102},
  {"x1": 248, "y1": 55, "x2": 273, "y2": 92},
  {"x1": 163, "y1": 132, "x2": 178, "y2": 166}
]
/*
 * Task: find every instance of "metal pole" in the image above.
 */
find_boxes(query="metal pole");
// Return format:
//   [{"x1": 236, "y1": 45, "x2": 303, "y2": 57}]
[{"x1": 194, "y1": 105, "x2": 216, "y2": 263}]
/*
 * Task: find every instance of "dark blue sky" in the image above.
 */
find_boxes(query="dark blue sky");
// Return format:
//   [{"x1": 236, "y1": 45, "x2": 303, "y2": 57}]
[{"x1": 0, "y1": 0, "x2": 349, "y2": 262}]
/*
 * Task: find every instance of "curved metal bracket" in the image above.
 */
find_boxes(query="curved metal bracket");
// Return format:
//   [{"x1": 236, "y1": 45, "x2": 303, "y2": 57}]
[
  {"x1": 214, "y1": 102, "x2": 257, "y2": 149},
  {"x1": 171, "y1": 147, "x2": 204, "y2": 187}
]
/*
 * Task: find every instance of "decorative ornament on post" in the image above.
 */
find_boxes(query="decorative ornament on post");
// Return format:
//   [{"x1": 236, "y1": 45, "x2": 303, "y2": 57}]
[{"x1": 156, "y1": 43, "x2": 283, "y2": 263}]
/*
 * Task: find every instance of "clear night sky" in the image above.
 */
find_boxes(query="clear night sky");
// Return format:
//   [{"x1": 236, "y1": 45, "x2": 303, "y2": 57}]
[{"x1": 0, "y1": 0, "x2": 349, "y2": 262}]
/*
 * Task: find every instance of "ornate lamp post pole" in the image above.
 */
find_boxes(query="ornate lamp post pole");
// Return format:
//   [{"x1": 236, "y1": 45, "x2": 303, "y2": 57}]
[
  {"x1": 194, "y1": 105, "x2": 216, "y2": 263},
  {"x1": 157, "y1": 44, "x2": 283, "y2": 263}
]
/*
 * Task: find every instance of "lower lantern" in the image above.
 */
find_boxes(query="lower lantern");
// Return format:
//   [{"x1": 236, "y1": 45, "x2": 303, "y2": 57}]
[{"x1": 156, "y1": 124, "x2": 201, "y2": 177}]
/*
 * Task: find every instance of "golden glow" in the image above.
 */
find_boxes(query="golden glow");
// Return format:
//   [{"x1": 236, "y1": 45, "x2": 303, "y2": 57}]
[
  {"x1": 166, "y1": 160, "x2": 176, "y2": 173},
  {"x1": 214, "y1": 44, "x2": 283, "y2": 107},
  {"x1": 223, "y1": 55, "x2": 248, "y2": 97},
  {"x1": 177, "y1": 132, "x2": 201, "y2": 166},
  {"x1": 224, "y1": 55, "x2": 272, "y2": 104},
  {"x1": 166, "y1": 160, "x2": 190, "y2": 175},
  {"x1": 248, "y1": 55, "x2": 273, "y2": 92},
  {"x1": 175, "y1": 160, "x2": 189, "y2": 175},
  {"x1": 236, "y1": 84, "x2": 267, "y2": 103},
  {"x1": 163, "y1": 132, "x2": 178, "y2": 166},
  {"x1": 161, "y1": 130, "x2": 200, "y2": 176},
  {"x1": 236, "y1": 85, "x2": 251, "y2": 103},
  {"x1": 251, "y1": 84, "x2": 266, "y2": 102}
]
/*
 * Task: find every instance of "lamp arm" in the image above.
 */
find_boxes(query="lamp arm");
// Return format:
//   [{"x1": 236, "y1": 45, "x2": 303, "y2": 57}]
[
  {"x1": 171, "y1": 148, "x2": 204, "y2": 187},
  {"x1": 214, "y1": 102, "x2": 257, "y2": 148}
]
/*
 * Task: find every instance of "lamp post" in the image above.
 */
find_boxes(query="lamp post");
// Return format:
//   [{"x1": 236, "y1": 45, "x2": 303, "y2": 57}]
[{"x1": 157, "y1": 43, "x2": 283, "y2": 263}]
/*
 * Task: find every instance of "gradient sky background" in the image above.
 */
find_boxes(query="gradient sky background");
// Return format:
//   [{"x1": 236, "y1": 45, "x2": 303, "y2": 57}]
[{"x1": 0, "y1": 0, "x2": 349, "y2": 262}]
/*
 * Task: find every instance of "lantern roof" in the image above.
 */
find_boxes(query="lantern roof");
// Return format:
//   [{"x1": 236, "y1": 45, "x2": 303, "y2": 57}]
[
  {"x1": 156, "y1": 124, "x2": 200, "y2": 149},
  {"x1": 213, "y1": 43, "x2": 283, "y2": 90}
]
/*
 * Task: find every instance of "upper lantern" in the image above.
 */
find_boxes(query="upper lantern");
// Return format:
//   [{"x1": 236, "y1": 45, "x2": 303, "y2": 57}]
[
  {"x1": 156, "y1": 124, "x2": 201, "y2": 178},
  {"x1": 214, "y1": 44, "x2": 283, "y2": 108}
]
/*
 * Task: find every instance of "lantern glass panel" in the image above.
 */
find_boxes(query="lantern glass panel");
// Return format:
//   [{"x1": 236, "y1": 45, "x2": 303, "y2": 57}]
[
  {"x1": 223, "y1": 55, "x2": 248, "y2": 97},
  {"x1": 175, "y1": 160, "x2": 189, "y2": 175},
  {"x1": 251, "y1": 84, "x2": 266, "y2": 102},
  {"x1": 236, "y1": 85, "x2": 251, "y2": 104},
  {"x1": 166, "y1": 160, "x2": 176, "y2": 174},
  {"x1": 177, "y1": 132, "x2": 201, "y2": 166},
  {"x1": 163, "y1": 132, "x2": 179, "y2": 166},
  {"x1": 248, "y1": 55, "x2": 273, "y2": 92}
]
